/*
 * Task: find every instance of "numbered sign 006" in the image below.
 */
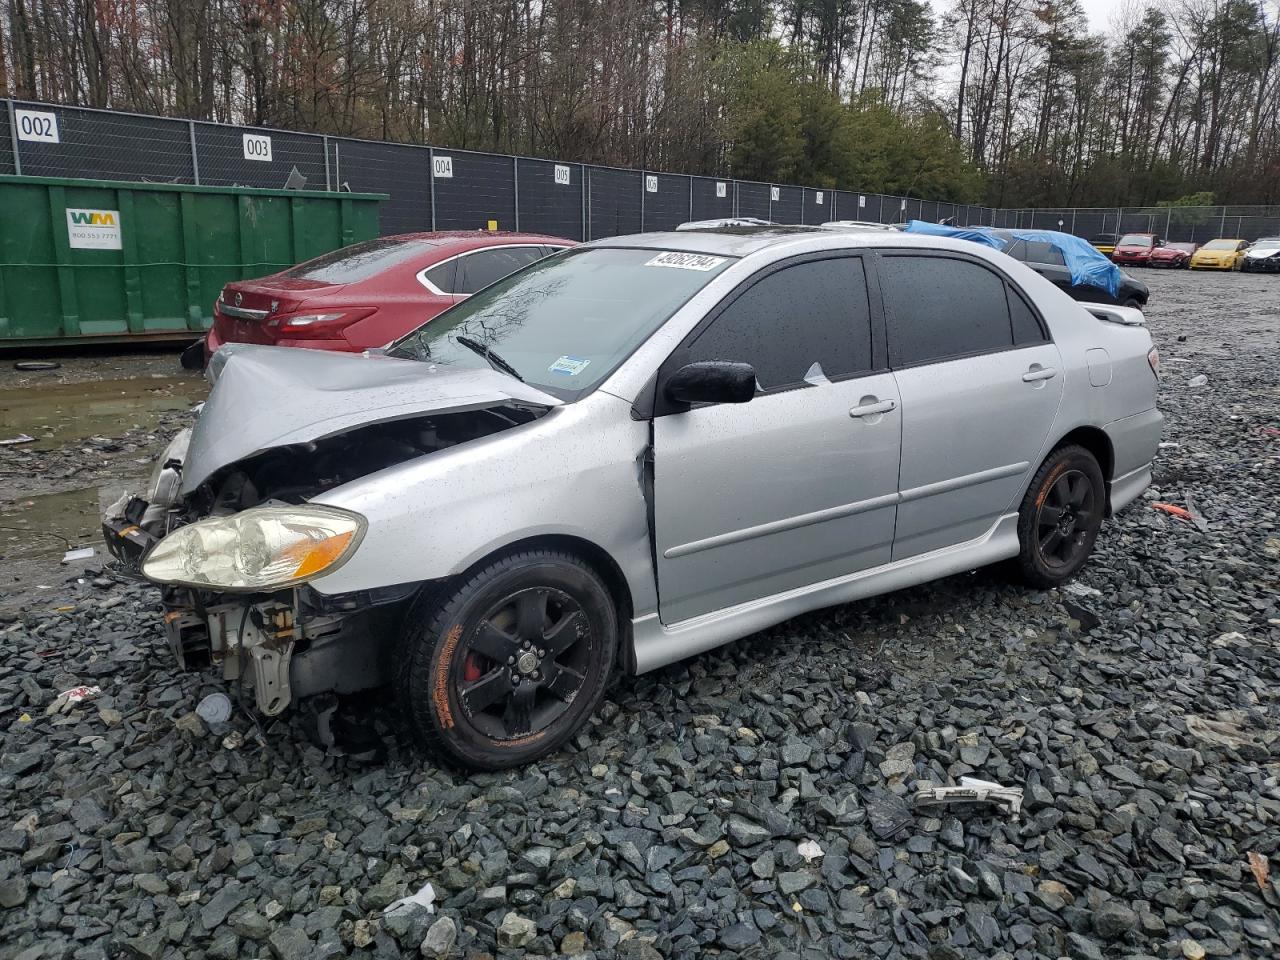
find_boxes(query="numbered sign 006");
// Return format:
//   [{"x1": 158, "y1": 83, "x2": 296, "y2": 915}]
[{"x1": 242, "y1": 133, "x2": 272, "y2": 162}]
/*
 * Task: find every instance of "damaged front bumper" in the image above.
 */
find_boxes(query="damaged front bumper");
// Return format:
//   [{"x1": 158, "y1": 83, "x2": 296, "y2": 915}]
[{"x1": 158, "y1": 585, "x2": 408, "y2": 716}]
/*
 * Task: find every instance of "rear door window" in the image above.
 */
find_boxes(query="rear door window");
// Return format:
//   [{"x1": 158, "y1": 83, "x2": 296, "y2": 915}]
[
  {"x1": 1024, "y1": 241, "x2": 1066, "y2": 266},
  {"x1": 881, "y1": 255, "x2": 1014, "y2": 366},
  {"x1": 684, "y1": 256, "x2": 873, "y2": 390},
  {"x1": 457, "y1": 247, "x2": 546, "y2": 295}
]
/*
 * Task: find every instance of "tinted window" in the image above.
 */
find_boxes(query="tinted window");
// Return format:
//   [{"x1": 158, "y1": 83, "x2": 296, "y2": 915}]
[
  {"x1": 282, "y1": 237, "x2": 436, "y2": 283},
  {"x1": 1025, "y1": 241, "x2": 1066, "y2": 266},
  {"x1": 1007, "y1": 286, "x2": 1047, "y2": 345},
  {"x1": 457, "y1": 247, "x2": 545, "y2": 294},
  {"x1": 1005, "y1": 239, "x2": 1027, "y2": 261},
  {"x1": 422, "y1": 260, "x2": 456, "y2": 293},
  {"x1": 685, "y1": 258, "x2": 872, "y2": 391},
  {"x1": 881, "y1": 255, "x2": 1013, "y2": 365}
]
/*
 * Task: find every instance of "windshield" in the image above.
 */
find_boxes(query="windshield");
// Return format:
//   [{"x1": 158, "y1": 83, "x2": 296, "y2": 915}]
[
  {"x1": 388, "y1": 247, "x2": 736, "y2": 399},
  {"x1": 1117, "y1": 234, "x2": 1152, "y2": 246},
  {"x1": 282, "y1": 236, "x2": 437, "y2": 283},
  {"x1": 1203, "y1": 239, "x2": 1239, "y2": 251}
]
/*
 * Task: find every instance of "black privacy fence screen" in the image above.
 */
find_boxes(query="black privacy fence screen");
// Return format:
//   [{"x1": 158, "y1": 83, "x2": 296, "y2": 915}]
[
  {"x1": 1, "y1": 100, "x2": 991, "y2": 241},
  {"x1": 7, "y1": 99, "x2": 1280, "y2": 243}
]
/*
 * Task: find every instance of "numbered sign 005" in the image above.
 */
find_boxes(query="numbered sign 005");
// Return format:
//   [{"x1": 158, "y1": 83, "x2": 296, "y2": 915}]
[
  {"x1": 242, "y1": 133, "x2": 272, "y2": 162},
  {"x1": 15, "y1": 109, "x2": 59, "y2": 143},
  {"x1": 554, "y1": 164, "x2": 571, "y2": 186}
]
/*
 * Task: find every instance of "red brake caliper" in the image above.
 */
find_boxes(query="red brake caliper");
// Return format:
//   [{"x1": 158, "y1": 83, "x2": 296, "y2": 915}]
[{"x1": 462, "y1": 653, "x2": 486, "y2": 682}]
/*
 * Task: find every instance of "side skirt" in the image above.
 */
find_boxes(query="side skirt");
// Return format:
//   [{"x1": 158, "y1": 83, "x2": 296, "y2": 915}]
[{"x1": 629, "y1": 513, "x2": 1021, "y2": 674}]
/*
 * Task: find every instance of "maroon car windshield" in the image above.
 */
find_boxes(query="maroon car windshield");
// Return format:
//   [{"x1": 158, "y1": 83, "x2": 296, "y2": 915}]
[
  {"x1": 281, "y1": 237, "x2": 439, "y2": 284},
  {"x1": 1117, "y1": 234, "x2": 1153, "y2": 247}
]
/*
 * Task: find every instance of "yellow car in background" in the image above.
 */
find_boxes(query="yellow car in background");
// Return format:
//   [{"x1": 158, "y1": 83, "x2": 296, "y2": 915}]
[
  {"x1": 1190, "y1": 238, "x2": 1250, "y2": 270},
  {"x1": 1089, "y1": 233, "x2": 1118, "y2": 255}
]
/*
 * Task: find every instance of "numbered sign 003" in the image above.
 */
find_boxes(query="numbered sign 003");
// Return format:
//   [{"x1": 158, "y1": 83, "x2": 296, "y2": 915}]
[
  {"x1": 15, "y1": 109, "x2": 59, "y2": 143},
  {"x1": 242, "y1": 133, "x2": 272, "y2": 162}
]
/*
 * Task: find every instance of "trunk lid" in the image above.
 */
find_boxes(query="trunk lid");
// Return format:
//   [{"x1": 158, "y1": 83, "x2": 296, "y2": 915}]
[{"x1": 182, "y1": 344, "x2": 561, "y2": 492}]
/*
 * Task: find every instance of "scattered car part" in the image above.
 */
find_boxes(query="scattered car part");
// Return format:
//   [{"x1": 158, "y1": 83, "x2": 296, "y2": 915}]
[{"x1": 912, "y1": 777, "x2": 1024, "y2": 819}]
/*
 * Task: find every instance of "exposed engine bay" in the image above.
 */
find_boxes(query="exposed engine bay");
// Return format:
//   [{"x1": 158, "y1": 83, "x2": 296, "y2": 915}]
[{"x1": 103, "y1": 403, "x2": 547, "y2": 718}]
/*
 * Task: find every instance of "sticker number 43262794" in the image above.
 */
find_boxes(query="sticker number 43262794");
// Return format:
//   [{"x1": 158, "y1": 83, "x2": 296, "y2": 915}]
[{"x1": 644, "y1": 251, "x2": 727, "y2": 271}]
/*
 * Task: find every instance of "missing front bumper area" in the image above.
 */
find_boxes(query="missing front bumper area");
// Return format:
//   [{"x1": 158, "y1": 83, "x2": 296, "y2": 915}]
[{"x1": 162, "y1": 588, "x2": 405, "y2": 717}]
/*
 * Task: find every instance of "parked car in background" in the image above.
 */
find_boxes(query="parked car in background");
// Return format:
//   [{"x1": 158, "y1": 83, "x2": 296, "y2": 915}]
[
  {"x1": 989, "y1": 230, "x2": 1149, "y2": 308},
  {"x1": 676, "y1": 218, "x2": 774, "y2": 230},
  {"x1": 1149, "y1": 242, "x2": 1197, "y2": 268},
  {"x1": 1190, "y1": 238, "x2": 1250, "y2": 270},
  {"x1": 1111, "y1": 233, "x2": 1163, "y2": 267},
  {"x1": 820, "y1": 220, "x2": 891, "y2": 231},
  {"x1": 120, "y1": 227, "x2": 1162, "y2": 768},
  {"x1": 1240, "y1": 237, "x2": 1280, "y2": 273},
  {"x1": 193, "y1": 232, "x2": 574, "y2": 364},
  {"x1": 1089, "y1": 234, "x2": 1119, "y2": 255}
]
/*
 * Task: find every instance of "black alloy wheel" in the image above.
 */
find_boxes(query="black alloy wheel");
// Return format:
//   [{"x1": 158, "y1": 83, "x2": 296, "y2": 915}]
[
  {"x1": 1014, "y1": 444, "x2": 1106, "y2": 588},
  {"x1": 398, "y1": 550, "x2": 617, "y2": 769}
]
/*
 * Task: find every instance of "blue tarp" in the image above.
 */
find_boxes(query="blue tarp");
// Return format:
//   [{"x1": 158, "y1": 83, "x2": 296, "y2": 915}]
[{"x1": 904, "y1": 220, "x2": 1122, "y2": 298}]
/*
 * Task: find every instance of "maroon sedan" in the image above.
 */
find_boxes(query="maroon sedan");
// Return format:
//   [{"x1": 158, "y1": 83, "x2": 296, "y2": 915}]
[
  {"x1": 199, "y1": 232, "x2": 574, "y2": 362},
  {"x1": 1149, "y1": 242, "x2": 1197, "y2": 268},
  {"x1": 1110, "y1": 233, "x2": 1162, "y2": 267}
]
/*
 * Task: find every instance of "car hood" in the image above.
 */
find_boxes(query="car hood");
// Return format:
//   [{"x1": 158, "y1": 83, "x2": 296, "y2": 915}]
[
  {"x1": 182, "y1": 344, "x2": 562, "y2": 493},
  {"x1": 1245, "y1": 247, "x2": 1280, "y2": 258}
]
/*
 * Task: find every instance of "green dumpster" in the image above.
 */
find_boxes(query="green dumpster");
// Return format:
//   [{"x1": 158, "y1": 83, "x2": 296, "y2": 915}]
[{"x1": 0, "y1": 175, "x2": 386, "y2": 347}]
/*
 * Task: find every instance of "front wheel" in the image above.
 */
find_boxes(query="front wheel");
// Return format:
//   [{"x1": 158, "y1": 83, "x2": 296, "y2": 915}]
[
  {"x1": 1014, "y1": 445, "x2": 1106, "y2": 588},
  {"x1": 398, "y1": 550, "x2": 618, "y2": 769},
  {"x1": 1122, "y1": 297, "x2": 1143, "y2": 309}
]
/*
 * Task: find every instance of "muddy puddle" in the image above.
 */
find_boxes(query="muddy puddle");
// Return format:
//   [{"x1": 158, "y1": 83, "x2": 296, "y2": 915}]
[{"x1": 0, "y1": 375, "x2": 207, "y2": 450}]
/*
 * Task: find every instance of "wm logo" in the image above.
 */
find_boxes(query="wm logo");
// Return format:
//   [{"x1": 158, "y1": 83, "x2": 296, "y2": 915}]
[{"x1": 69, "y1": 211, "x2": 116, "y2": 226}]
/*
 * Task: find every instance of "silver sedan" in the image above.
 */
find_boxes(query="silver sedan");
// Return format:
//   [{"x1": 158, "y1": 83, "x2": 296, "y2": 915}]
[{"x1": 116, "y1": 227, "x2": 1163, "y2": 768}]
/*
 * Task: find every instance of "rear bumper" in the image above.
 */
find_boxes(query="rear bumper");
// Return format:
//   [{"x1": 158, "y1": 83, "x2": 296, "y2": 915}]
[{"x1": 1104, "y1": 407, "x2": 1163, "y2": 514}]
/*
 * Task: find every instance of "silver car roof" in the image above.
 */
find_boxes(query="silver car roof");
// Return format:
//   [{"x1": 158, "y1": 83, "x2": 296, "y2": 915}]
[{"x1": 587, "y1": 226, "x2": 993, "y2": 259}]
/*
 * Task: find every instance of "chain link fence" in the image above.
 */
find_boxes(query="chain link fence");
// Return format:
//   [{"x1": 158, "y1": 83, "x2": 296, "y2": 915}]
[{"x1": 10, "y1": 99, "x2": 1275, "y2": 243}]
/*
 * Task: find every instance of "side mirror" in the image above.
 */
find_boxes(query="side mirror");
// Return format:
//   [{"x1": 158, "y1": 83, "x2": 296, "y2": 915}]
[{"x1": 664, "y1": 361, "x2": 757, "y2": 406}]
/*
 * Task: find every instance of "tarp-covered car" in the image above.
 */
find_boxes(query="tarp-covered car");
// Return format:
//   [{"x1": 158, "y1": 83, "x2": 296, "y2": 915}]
[{"x1": 110, "y1": 228, "x2": 1163, "y2": 769}]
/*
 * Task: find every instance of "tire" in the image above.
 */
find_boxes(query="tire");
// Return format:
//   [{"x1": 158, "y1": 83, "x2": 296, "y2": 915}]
[
  {"x1": 1122, "y1": 297, "x2": 1142, "y2": 309},
  {"x1": 398, "y1": 550, "x2": 618, "y2": 769},
  {"x1": 1014, "y1": 444, "x2": 1106, "y2": 588}
]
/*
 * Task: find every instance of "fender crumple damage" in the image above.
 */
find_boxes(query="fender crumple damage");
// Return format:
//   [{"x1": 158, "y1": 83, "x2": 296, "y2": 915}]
[{"x1": 104, "y1": 345, "x2": 562, "y2": 717}]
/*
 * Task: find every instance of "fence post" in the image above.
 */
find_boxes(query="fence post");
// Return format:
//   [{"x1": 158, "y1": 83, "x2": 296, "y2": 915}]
[
  {"x1": 8, "y1": 100, "x2": 21, "y2": 176},
  {"x1": 640, "y1": 172, "x2": 646, "y2": 231},
  {"x1": 1165, "y1": 207, "x2": 1171, "y2": 238},
  {"x1": 581, "y1": 166, "x2": 588, "y2": 242},
  {"x1": 322, "y1": 135, "x2": 330, "y2": 191},
  {"x1": 513, "y1": 157, "x2": 520, "y2": 231},
  {"x1": 688, "y1": 177, "x2": 693, "y2": 223},
  {"x1": 187, "y1": 120, "x2": 200, "y2": 185},
  {"x1": 1220, "y1": 206, "x2": 1227, "y2": 235}
]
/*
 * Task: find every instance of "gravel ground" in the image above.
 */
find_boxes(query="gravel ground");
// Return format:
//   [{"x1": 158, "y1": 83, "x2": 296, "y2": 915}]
[{"x1": 1, "y1": 271, "x2": 1278, "y2": 960}]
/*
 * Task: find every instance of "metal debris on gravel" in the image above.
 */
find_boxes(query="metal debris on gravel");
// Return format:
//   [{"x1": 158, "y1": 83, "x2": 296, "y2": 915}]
[{"x1": 1, "y1": 271, "x2": 1278, "y2": 958}]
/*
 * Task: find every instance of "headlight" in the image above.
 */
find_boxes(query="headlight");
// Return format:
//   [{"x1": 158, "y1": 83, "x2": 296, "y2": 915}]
[
  {"x1": 142, "y1": 505, "x2": 365, "y2": 591},
  {"x1": 146, "y1": 428, "x2": 193, "y2": 508}
]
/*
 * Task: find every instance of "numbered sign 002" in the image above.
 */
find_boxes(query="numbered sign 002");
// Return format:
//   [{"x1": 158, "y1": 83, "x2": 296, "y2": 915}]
[
  {"x1": 15, "y1": 109, "x2": 59, "y2": 143},
  {"x1": 242, "y1": 133, "x2": 272, "y2": 162}
]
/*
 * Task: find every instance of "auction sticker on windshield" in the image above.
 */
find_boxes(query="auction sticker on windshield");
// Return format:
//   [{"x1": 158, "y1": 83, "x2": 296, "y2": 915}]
[
  {"x1": 549, "y1": 356, "x2": 591, "y2": 376},
  {"x1": 644, "y1": 252, "x2": 727, "y2": 271}
]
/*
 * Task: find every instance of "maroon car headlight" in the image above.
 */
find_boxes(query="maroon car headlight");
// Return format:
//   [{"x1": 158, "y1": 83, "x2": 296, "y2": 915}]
[{"x1": 271, "y1": 307, "x2": 377, "y2": 338}]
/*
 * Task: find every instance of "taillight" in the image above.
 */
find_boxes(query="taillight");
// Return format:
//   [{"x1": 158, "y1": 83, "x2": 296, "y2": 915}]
[
  {"x1": 1147, "y1": 346, "x2": 1161, "y2": 379},
  {"x1": 270, "y1": 308, "x2": 376, "y2": 337}
]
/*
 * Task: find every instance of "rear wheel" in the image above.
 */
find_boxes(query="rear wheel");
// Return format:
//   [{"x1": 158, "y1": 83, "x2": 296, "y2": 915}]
[
  {"x1": 1014, "y1": 445, "x2": 1106, "y2": 588},
  {"x1": 398, "y1": 550, "x2": 617, "y2": 769},
  {"x1": 1122, "y1": 297, "x2": 1142, "y2": 309}
]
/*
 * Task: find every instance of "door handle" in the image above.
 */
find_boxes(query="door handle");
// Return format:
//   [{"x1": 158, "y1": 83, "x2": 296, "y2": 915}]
[
  {"x1": 1022, "y1": 366, "x2": 1057, "y2": 382},
  {"x1": 849, "y1": 398, "x2": 896, "y2": 418}
]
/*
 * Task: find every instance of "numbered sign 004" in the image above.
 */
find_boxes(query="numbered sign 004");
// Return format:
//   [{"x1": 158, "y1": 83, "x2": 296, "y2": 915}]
[
  {"x1": 15, "y1": 109, "x2": 59, "y2": 143},
  {"x1": 433, "y1": 155, "x2": 454, "y2": 178},
  {"x1": 242, "y1": 133, "x2": 272, "y2": 162}
]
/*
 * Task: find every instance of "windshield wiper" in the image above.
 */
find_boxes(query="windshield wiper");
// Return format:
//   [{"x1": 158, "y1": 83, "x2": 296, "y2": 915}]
[{"x1": 455, "y1": 335, "x2": 524, "y2": 382}]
